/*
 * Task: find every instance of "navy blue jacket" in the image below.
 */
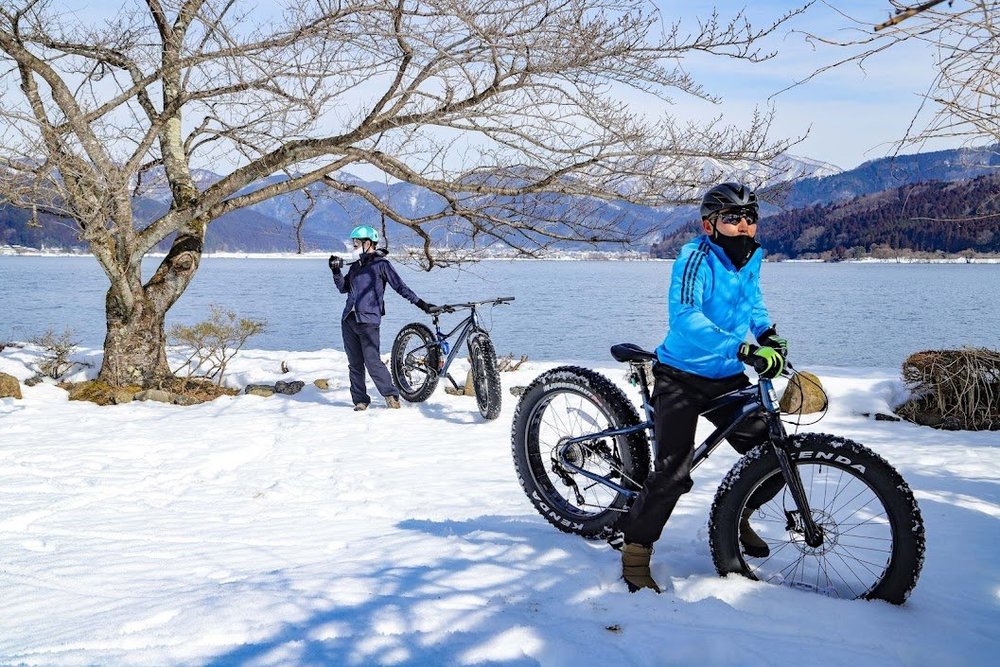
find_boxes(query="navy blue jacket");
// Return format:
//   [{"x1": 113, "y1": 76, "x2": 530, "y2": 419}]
[{"x1": 333, "y1": 251, "x2": 422, "y2": 324}]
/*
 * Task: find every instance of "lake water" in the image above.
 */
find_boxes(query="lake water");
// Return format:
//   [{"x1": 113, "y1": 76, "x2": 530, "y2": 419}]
[{"x1": 1, "y1": 256, "x2": 998, "y2": 369}]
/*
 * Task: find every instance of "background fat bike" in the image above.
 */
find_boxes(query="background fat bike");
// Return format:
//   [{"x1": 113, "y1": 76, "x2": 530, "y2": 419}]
[
  {"x1": 510, "y1": 343, "x2": 925, "y2": 604},
  {"x1": 391, "y1": 297, "x2": 514, "y2": 420}
]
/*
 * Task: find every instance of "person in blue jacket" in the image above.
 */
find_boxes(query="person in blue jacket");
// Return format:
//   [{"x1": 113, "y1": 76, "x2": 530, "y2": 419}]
[
  {"x1": 329, "y1": 225, "x2": 437, "y2": 411},
  {"x1": 615, "y1": 183, "x2": 789, "y2": 593}
]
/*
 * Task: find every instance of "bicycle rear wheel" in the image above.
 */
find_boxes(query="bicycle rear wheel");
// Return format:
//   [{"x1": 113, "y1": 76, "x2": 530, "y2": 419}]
[
  {"x1": 390, "y1": 323, "x2": 439, "y2": 402},
  {"x1": 709, "y1": 433, "x2": 924, "y2": 604},
  {"x1": 512, "y1": 367, "x2": 650, "y2": 538}
]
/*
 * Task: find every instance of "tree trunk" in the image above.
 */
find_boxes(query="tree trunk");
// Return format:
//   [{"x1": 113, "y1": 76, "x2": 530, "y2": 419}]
[
  {"x1": 97, "y1": 229, "x2": 204, "y2": 387},
  {"x1": 99, "y1": 293, "x2": 172, "y2": 386}
]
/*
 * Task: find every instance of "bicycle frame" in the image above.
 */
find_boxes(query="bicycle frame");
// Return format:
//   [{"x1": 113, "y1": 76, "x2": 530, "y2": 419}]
[
  {"x1": 556, "y1": 362, "x2": 824, "y2": 547},
  {"x1": 412, "y1": 297, "x2": 514, "y2": 386},
  {"x1": 429, "y1": 308, "x2": 482, "y2": 381}
]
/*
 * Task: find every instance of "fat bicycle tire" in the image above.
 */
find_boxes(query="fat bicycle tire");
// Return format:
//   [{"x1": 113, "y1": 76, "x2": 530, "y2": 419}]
[
  {"x1": 512, "y1": 367, "x2": 650, "y2": 538},
  {"x1": 468, "y1": 332, "x2": 502, "y2": 420},
  {"x1": 391, "y1": 323, "x2": 440, "y2": 403},
  {"x1": 709, "y1": 432, "x2": 925, "y2": 604}
]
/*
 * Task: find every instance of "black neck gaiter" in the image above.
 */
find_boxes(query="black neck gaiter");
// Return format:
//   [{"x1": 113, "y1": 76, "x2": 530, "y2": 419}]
[{"x1": 711, "y1": 232, "x2": 758, "y2": 270}]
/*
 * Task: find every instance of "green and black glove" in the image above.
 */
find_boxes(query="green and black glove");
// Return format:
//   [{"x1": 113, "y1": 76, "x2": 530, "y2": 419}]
[
  {"x1": 756, "y1": 325, "x2": 788, "y2": 357},
  {"x1": 738, "y1": 343, "x2": 785, "y2": 379}
]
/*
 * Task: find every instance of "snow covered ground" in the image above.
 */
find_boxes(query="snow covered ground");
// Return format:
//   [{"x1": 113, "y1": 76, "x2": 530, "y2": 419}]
[{"x1": 0, "y1": 345, "x2": 997, "y2": 666}]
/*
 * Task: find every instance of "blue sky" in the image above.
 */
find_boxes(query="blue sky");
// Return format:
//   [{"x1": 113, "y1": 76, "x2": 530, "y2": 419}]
[
  {"x1": 65, "y1": 1, "x2": 956, "y2": 171},
  {"x1": 649, "y1": 1, "x2": 953, "y2": 169}
]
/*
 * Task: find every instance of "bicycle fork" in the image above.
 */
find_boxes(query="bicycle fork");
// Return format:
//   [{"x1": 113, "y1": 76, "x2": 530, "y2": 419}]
[{"x1": 762, "y1": 381, "x2": 825, "y2": 549}]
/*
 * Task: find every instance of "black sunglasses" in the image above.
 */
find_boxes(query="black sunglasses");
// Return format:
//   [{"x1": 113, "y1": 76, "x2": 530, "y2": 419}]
[{"x1": 714, "y1": 210, "x2": 758, "y2": 225}]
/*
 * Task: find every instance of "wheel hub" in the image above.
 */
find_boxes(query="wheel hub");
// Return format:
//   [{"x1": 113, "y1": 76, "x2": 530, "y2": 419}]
[{"x1": 785, "y1": 509, "x2": 838, "y2": 555}]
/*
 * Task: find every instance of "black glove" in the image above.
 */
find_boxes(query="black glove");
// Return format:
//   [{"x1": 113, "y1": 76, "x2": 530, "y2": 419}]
[
  {"x1": 756, "y1": 325, "x2": 788, "y2": 357},
  {"x1": 328, "y1": 255, "x2": 343, "y2": 274},
  {"x1": 738, "y1": 343, "x2": 786, "y2": 379},
  {"x1": 416, "y1": 300, "x2": 439, "y2": 314}
]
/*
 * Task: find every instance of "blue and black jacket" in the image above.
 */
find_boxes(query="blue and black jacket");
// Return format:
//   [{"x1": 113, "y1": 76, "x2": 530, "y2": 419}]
[
  {"x1": 333, "y1": 250, "x2": 422, "y2": 325},
  {"x1": 656, "y1": 234, "x2": 773, "y2": 379}
]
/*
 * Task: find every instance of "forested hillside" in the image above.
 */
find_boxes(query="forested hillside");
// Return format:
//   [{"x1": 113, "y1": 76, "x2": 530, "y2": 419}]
[
  {"x1": 763, "y1": 145, "x2": 999, "y2": 210},
  {"x1": 653, "y1": 173, "x2": 1000, "y2": 259}
]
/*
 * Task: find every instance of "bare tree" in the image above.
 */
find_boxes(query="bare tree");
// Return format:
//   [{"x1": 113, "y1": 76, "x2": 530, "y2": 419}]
[
  {"x1": 795, "y1": 0, "x2": 999, "y2": 149},
  {"x1": 289, "y1": 184, "x2": 318, "y2": 255},
  {"x1": 0, "y1": 0, "x2": 804, "y2": 386}
]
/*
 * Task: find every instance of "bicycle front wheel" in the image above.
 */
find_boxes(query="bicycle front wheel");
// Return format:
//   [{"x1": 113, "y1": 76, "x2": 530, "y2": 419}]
[
  {"x1": 512, "y1": 367, "x2": 650, "y2": 538},
  {"x1": 709, "y1": 433, "x2": 925, "y2": 604},
  {"x1": 391, "y1": 323, "x2": 439, "y2": 402},
  {"x1": 468, "y1": 332, "x2": 502, "y2": 420}
]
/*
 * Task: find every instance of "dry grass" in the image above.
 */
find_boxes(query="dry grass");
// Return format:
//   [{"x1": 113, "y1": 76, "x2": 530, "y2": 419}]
[
  {"x1": 154, "y1": 376, "x2": 240, "y2": 402},
  {"x1": 897, "y1": 348, "x2": 1000, "y2": 431}
]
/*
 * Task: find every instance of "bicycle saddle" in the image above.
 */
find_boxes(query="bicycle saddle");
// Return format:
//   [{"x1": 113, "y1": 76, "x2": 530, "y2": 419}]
[{"x1": 610, "y1": 343, "x2": 656, "y2": 363}]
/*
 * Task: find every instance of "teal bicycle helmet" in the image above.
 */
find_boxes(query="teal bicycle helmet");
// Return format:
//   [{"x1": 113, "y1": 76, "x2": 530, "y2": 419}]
[{"x1": 350, "y1": 225, "x2": 379, "y2": 244}]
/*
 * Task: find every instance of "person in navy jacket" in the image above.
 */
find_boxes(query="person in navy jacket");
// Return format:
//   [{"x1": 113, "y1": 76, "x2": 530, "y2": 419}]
[
  {"x1": 614, "y1": 183, "x2": 790, "y2": 593},
  {"x1": 329, "y1": 225, "x2": 437, "y2": 411}
]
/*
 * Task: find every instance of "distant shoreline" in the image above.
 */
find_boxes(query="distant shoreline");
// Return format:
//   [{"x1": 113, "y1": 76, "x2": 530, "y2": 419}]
[{"x1": 2, "y1": 245, "x2": 999, "y2": 264}]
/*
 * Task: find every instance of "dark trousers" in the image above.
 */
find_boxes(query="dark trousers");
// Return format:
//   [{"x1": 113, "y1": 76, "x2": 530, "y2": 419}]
[
  {"x1": 619, "y1": 363, "x2": 778, "y2": 546},
  {"x1": 342, "y1": 313, "x2": 399, "y2": 405}
]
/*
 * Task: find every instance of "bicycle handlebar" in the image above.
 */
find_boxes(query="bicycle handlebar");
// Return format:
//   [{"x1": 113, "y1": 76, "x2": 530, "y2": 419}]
[{"x1": 433, "y1": 296, "x2": 515, "y2": 313}]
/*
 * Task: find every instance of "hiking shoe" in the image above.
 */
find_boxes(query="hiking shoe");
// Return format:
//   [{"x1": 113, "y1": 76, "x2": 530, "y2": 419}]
[
  {"x1": 385, "y1": 395, "x2": 401, "y2": 409},
  {"x1": 621, "y1": 543, "x2": 661, "y2": 594},
  {"x1": 740, "y1": 508, "x2": 770, "y2": 558},
  {"x1": 353, "y1": 402, "x2": 369, "y2": 412}
]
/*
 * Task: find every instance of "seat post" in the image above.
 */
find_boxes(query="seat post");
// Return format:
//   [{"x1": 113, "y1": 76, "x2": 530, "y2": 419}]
[{"x1": 633, "y1": 361, "x2": 654, "y2": 417}]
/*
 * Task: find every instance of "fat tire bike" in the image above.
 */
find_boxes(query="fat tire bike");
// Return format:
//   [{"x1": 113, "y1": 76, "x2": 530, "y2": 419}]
[
  {"x1": 391, "y1": 297, "x2": 514, "y2": 420},
  {"x1": 511, "y1": 343, "x2": 925, "y2": 603}
]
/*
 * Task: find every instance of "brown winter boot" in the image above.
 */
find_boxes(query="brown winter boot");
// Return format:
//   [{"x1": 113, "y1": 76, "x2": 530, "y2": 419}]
[
  {"x1": 740, "y1": 508, "x2": 770, "y2": 558},
  {"x1": 621, "y1": 543, "x2": 662, "y2": 594}
]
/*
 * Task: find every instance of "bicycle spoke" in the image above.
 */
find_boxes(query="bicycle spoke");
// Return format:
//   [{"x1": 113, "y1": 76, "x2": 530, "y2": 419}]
[
  {"x1": 530, "y1": 389, "x2": 630, "y2": 519},
  {"x1": 821, "y1": 554, "x2": 861, "y2": 599},
  {"x1": 829, "y1": 548, "x2": 880, "y2": 595},
  {"x1": 738, "y1": 460, "x2": 894, "y2": 600}
]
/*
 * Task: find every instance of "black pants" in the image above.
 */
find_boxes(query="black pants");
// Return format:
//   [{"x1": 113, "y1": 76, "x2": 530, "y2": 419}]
[
  {"x1": 619, "y1": 363, "x2": 778, "y2": 546},
  {"x1": 342, "y1": 313, "x2": 399, "y2": 405}
]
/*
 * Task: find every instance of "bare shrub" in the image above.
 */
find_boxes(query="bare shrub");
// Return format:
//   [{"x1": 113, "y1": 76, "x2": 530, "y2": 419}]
[
  {"x1": 897, "y1": 348, "x2": 1000, "y2": 431},
  {"x1": 29, "y1": 328, "x2": 89, "y2": 379},
  {"x1": 496, "y1": 354, "x2": 528, "y2": 372},
  {"x1": 169, "y1": 307, "x2": 266, "y2": 385}
]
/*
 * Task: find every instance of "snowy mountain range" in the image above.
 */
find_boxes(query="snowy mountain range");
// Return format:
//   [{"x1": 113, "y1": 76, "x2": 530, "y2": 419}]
[
  {"x1": 131, "y1": 153, "x2": 843, "y2": 252},
  {"x1": 2, "y1": 146, "x2": 996, "y2": 253}
]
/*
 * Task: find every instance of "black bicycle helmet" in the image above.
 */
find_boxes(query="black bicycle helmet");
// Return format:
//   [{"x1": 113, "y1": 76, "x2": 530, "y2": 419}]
[{"x1": 700, "y1": 182, "x2": 758, "y2": 219}]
